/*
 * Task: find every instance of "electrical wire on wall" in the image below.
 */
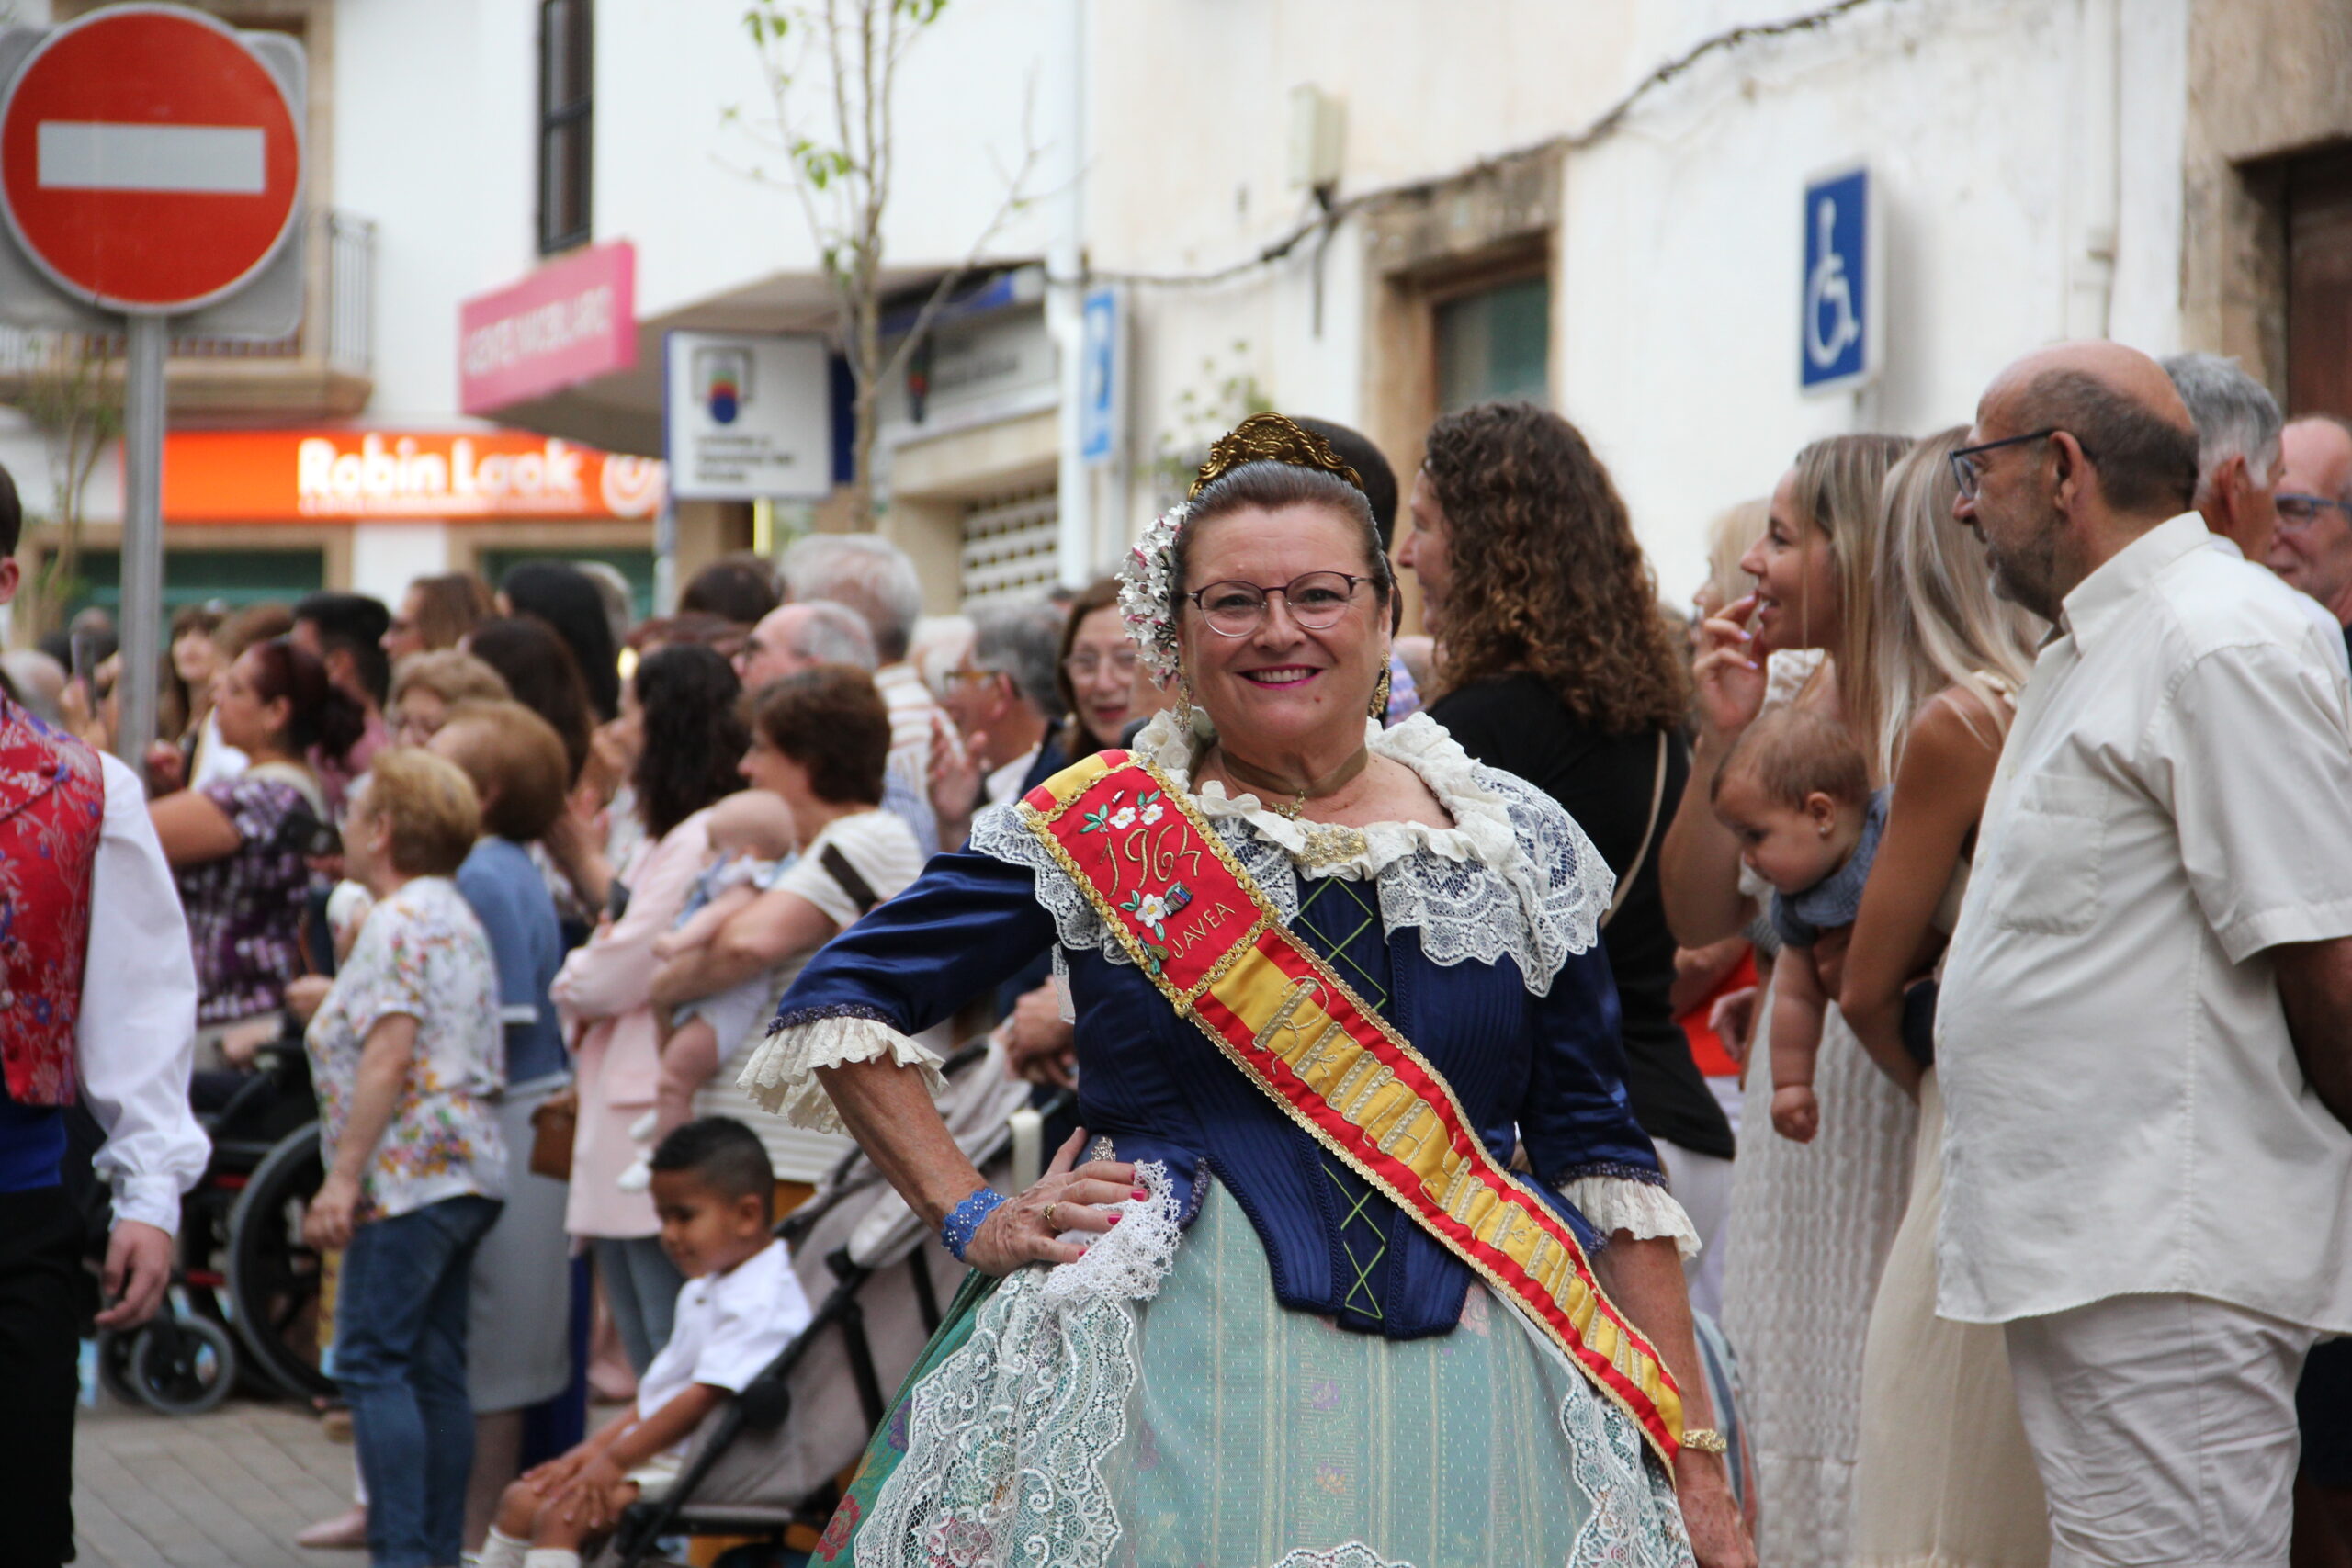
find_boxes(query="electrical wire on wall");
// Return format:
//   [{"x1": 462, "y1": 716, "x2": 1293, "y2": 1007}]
[{"x1": 1067, "y1": 0, "x2": 1910, "y2": 292}]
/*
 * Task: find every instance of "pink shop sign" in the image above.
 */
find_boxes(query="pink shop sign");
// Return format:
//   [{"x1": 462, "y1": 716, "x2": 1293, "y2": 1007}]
[{"x1": 458, "y1": 241, "x2": 637, "y2": 414}]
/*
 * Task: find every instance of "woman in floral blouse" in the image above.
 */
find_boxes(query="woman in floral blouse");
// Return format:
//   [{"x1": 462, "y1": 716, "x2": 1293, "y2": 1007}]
[
  {"x1": 302, "y1": 747, "x2": 506, "y2": 1568},
  {"x1": 151, "y1": 637, "x2": 368, "y2": 1054}
]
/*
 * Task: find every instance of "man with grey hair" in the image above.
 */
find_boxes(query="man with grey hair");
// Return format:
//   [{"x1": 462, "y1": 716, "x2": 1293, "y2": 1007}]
[
  {"x1": 733, "y1": 600, "x2": 878, "y2": 692},
  {"x1": 933, "y1": 597, "x2": 1069, "y2": 844},
  {"x1": 2161, "y1": 351, "x2": 2283, "y2": 560},
  {"x1": 781, "y1": 534, "x2": 950, "y2": 854},
  {"x1": 734, "y1": 593, "x2": 937, "y2": 851},
  {"x1": 2268, "y1": 414, "x2": 2352, "y2": 669}
]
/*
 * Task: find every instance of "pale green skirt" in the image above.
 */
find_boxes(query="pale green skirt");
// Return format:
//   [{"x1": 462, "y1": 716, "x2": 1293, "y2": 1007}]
[{"x1": 825, "y1": 1171, "x2": 1692, "y2": 1568}]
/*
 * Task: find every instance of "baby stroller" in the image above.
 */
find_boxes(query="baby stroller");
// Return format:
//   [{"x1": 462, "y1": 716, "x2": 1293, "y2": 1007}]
[
  {"x1": 605, "y1": 1035, "x2": 1042, "y2": 1567},
  {"x1": 601, "y1": 1043, "x2": 1756, "y2": 1563}
]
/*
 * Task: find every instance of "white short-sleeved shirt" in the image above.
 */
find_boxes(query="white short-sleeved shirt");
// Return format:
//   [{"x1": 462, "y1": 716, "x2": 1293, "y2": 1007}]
[
  {"x1": 1937, "y1": 513, "x2": 2352, "y2": 1330},
  {"x1": 773, "y1": 809, "x2": 924, "y2": 931},
  {"x1": 635, "y1": 1237, "x2": 814, "y2": 1429}
]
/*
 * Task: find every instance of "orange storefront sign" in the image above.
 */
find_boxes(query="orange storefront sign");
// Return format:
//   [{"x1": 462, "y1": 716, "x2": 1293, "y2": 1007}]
[{"x1": 162, "y1": 430, "x2": 667, "y2": 523}]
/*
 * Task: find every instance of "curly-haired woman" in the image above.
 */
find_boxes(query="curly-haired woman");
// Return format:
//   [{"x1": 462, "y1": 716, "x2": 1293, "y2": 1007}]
[
  {"x1": 1401, "y1": 400, "x2": 1736, "y2": 1299},
  {"x1": 550, "y1": 643, "x2": 748, "y2": 1369}
]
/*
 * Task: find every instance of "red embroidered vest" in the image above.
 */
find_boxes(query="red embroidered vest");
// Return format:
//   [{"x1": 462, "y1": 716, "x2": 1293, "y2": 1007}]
[{"x1": 0, "y1": 694, "x2": 105, "y2": 1105}]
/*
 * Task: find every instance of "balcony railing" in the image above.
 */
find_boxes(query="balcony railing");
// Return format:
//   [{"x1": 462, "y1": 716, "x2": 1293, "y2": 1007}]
[
  {"x1": 170, "y1": 208, "x2": 375, "y2": 374},
  {"x1": 0, "y1": 209, "x2": 376, "y2": 417}
]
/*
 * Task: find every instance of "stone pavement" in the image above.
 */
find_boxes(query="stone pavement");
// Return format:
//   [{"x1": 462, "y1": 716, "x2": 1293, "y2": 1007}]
[{"x1": 72, "y1": 1395, "x2": 357, "y2": 1568}]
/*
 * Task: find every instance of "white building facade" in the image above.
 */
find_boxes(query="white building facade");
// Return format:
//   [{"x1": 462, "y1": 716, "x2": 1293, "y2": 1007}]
[
  {"x1": 3, "y1": 0, "x2": 2347, "y2": 631},
  {"x1": 0, "y1": 0, "x2": 1077, "y2": 629},
  {"x1": 1084, "y1": 0, "x2": 2350, "y2": 605}
]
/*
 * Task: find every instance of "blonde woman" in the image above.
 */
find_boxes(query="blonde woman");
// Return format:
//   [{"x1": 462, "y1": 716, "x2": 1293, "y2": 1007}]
[
  {"x1": 1838, "y1": 429, "x2": 2050, "y2": 1568},
  {"x1": 1661, "y1": 432, "x2": 1917, "y2": 1568},
  {"x1": 1692, "y1": 499, "x2": 1770, "y2": 632},
  {"x1": 389, "y1": 649, "x2": 511, "y2": 747}
]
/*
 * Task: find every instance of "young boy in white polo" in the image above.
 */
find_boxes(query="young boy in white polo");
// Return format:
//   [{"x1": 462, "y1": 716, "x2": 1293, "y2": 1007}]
[{"x1": 481, "y1": 1117, "x2": 812, "y2": 1568}]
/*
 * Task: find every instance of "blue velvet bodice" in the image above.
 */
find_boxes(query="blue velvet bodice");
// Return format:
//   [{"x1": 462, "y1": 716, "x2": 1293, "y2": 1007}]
[{"x1": 773, "y1": 836, "x2": 1664, "y2": 1340}]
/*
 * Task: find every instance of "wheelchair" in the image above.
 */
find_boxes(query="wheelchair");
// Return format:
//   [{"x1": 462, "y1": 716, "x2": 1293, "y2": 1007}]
[{"x1": 85, "y1": 1032, "x2": 331, "y2": 1416}]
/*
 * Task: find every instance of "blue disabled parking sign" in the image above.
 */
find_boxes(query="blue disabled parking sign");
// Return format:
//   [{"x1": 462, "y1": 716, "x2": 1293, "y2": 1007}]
[{"x1": 1801, "y1": 164, "x2": 1874, "y2": 395}]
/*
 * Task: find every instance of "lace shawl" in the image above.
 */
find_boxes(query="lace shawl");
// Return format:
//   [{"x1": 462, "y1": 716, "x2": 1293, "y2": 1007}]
[
  {"x1": 740, "y1": 710, "x2": 1696, "y2": 1255},
  {"x1": 967, "y1": 708, "x2": 1615, "y2": 998}
]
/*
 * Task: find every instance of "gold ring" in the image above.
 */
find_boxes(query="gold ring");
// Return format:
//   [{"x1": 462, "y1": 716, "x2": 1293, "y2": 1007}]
[{"x1": 1043, "y1": 1201, "x2": 1059, "y2": 1232}]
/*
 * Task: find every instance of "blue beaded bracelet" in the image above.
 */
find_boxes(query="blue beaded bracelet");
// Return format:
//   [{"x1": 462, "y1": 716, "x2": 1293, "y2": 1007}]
[{"x1": 941, "y1": 1186, "x2": 1007, "y2": 1261}]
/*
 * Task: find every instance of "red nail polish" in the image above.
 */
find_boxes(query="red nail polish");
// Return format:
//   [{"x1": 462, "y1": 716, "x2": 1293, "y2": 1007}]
[
  {"x1": 1131, "y1": 1187, "x2": 1148, "y2": 1200},
  {"x1": 1107, "y1": 1213, "x2": 1122, "y2": 1225}
]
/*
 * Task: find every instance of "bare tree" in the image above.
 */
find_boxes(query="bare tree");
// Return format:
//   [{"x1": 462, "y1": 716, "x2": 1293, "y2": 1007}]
[
  {"x1": 9, "y1": 329, "x2": 121, "y2": 643},
  {"x1": 734, "y1": 0, "x2": 1045, "y2": 527}
]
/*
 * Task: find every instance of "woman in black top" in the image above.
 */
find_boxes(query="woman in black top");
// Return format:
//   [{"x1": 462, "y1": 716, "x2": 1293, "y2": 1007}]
[{"x1": 1399, "y1": 401, "x2": 1734, "y2": 1186}]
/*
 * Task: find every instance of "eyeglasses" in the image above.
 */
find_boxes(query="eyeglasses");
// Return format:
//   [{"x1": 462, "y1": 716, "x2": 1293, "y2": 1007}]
[
  {"x1": 1063, "y1": 649, "x2": 1139, "y2": 680},
  {"x1": 2276, "y1": 491, "x2": 2352, "y2": 531},
  {"x1": 940, "y1": 666, "x2": 1005, "y2": 688},
  {"x1": 1185, "y1": 571, "x2": 1375, "y2": 637},
  {"x1": 1950, "y1": 428, "x2": 2070, "y2": 501}
]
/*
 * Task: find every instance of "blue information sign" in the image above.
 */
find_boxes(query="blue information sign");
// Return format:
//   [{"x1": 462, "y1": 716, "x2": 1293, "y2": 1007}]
[
  {"x1": 1800, "y1": 165, "x2": 1871, "y2": 393},
  {"x1": 1080, "y1": 286, "x2": 1118, "y2": 464}
]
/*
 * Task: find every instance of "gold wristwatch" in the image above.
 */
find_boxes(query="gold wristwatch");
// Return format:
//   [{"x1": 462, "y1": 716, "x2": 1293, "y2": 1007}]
[{"x1": 1679, "y1": 1427, "x2": 1729, "y2": 1455}]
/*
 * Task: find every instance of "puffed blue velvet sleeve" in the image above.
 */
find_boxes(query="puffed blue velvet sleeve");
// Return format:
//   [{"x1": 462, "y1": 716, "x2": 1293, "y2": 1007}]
[
  {"x1": 779, "y1": 845, "x2": 1057, "y2": 1034},
  {"x1": 1516, "y1": 940, "x2": 1667, "y2": 1190},
  {"x1": 737, "y1": 842, "x2": 1057, "y2": 1128}
]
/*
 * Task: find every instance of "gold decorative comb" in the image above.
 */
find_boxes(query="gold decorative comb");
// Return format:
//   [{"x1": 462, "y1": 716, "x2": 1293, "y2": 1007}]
[{"x1": 1189, "y1": 412, "x2": 1365, "y2": 499}]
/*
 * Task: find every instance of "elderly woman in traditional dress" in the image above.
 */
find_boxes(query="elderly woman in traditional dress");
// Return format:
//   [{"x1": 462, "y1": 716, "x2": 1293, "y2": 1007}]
[{"x1": 741, "y1": 415, "x2": 1751, "y2": 1568}]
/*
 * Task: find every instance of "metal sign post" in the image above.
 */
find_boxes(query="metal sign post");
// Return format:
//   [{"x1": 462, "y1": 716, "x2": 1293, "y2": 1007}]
[
  {"x1": 0, "y1": 4, "x2": 305, "y2": 770},
  {"x1": 117, "y1": 313, "x2": 165, "y2": 773}
]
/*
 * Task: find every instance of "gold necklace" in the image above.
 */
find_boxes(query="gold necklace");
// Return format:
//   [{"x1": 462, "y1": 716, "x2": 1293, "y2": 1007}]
[{"x1": 1212, "y1": 744, "x2": 1372, "y2": 820}]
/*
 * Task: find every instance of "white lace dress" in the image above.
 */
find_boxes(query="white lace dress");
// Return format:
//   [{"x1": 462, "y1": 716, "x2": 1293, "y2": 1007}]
[
  {"x1": 1719, "y1": 652, "x2": 1918, "y2": 1568},
  {"x1": 743, "y1": 712, "x2": 1704, "y2": 1568}
]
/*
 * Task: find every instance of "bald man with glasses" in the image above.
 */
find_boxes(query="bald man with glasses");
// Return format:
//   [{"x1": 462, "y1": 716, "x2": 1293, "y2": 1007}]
[{"x1": 1941, "y1": 342, "x2": 2352, "y2": 1568}]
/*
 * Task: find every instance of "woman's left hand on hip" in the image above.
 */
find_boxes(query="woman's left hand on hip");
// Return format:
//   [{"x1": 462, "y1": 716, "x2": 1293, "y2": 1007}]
[{"x1": 962, "y1": 1128, "x2": 1139, "y2": 1277}]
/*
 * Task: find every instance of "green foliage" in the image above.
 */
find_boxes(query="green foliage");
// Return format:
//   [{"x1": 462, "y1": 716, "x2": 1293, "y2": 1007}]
[
  {"x1": 729, "y1": 0, "x2": 1049, "y2": 530},
  {"x1": 9, "y1": 332, "x2": 120, "y2": 641}
]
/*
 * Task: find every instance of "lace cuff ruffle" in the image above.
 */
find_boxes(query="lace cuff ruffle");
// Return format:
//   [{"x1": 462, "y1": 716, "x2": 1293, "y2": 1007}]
[
  {"x1": 1558, "y1": 1174, "x2": 1702, "y2": 1259},
  {"x1": 737, "y1": 1007, "x2": 947, "y2": 1134}
]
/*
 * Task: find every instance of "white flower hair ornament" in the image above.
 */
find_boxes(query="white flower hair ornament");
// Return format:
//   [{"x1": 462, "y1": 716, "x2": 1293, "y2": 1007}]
[
  {"x1": 1114, "y1": 412, "x2": 1367, "y2": 691},
  {"x1": 1115, "y1": 501, "x2": 1188, "y2": 687}
]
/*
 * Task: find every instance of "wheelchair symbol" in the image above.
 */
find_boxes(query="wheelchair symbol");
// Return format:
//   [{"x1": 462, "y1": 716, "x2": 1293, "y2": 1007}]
[{"x1": 1805, "y1": 197, "x2": 1862, "y2": 371}]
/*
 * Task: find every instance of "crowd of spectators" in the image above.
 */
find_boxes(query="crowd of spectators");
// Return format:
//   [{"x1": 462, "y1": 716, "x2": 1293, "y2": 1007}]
[{"x1": 14, "y1": 349, "x2": 2352, "y2": 1568}]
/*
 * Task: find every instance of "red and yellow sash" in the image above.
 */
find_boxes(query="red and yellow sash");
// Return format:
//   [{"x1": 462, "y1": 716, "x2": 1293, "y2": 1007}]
[{"x1": 1020, "y1": 750, "x2": 1686, "y2": 1466}]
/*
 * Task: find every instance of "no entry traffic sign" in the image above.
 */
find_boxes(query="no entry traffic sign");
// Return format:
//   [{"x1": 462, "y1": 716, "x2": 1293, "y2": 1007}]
[{"x1": 0, "y1": 5, "x2": 301, "y2": 314}]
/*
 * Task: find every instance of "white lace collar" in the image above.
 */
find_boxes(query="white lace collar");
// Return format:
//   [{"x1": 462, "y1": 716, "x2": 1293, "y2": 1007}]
[
  {"x1": 1126, "y1": 706, "x2": 1527, "y2": 882},
  {"x1": 971, "y1": 707, "x2": 1611, "y2": 995}
]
